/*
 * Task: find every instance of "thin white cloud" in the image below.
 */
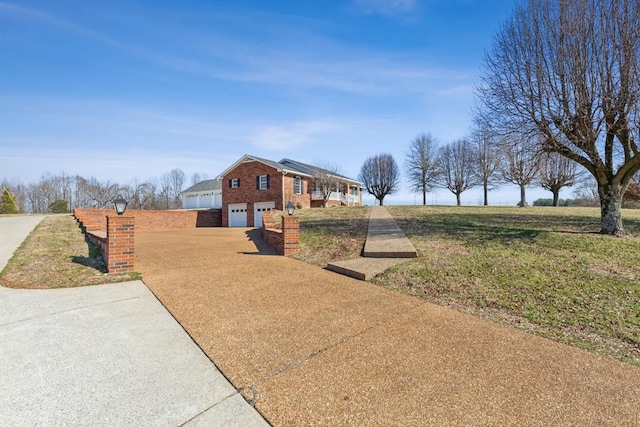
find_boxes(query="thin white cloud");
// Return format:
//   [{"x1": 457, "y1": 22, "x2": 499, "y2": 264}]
[{"x1": 251, "y1": 120, "x2": 343, "y2": 151}]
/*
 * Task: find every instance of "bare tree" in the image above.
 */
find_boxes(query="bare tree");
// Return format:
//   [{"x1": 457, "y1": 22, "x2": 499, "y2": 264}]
[
  {"x1": 190, "y1": 172, "x2": 209, "y2": 186},
  {"x1": 312, "y1": 161, "x2": 342, "y2": 208},
  {"x1": 438, "y1": 138, "x2": 477, "y2": 206},
  {"x1": 477, "y1": 0, "x2": 640, "y2": 234},
  {"x1": 79, "y1": 177, "x2": 120, "y2": 208},
  {"x1": 159, "y1": 169, "x2": 186, "y2": 209},
  {"x1": 573, "y1": 175, "x2": 600, "y2": 206},
  {"x1": 358, "y1": 153, "x2": 400, "y2": 206},
  {"x1": 405, "y1": 132, "x2": 440, "y2": 205},
  {"x1": 470, "y1": 123, "x2": 500, "y2": 205},
  {"x1": 539, "y1": 152, "x2": 578, "y2": 206},
  {"x1": 499, "y1": 135, "x2": 541, "y2": 207}
]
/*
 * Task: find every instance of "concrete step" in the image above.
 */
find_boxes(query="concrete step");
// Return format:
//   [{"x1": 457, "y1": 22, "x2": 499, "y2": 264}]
[{"x1": 326, "y1": 258, "x2": 411, "y2": 281}]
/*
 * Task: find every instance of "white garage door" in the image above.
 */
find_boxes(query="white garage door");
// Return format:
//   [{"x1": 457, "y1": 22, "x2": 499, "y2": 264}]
[
  {"x1": 185, "y1": 196, "x2": 197, "y2": 209},
  {"x1": 254, "y1": 202, "x2": 275, "y2": 227},
  {"x1": 228, "y1": 203, "x2": 247, "y2": 227}
]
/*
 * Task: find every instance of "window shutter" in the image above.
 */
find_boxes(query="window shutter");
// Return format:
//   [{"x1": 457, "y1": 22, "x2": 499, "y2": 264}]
[
  {"x1": 237, "y1": 179, "x2": 240, "y2": 187},
  {"x1": 266, "y1": 175, "x2": 270, "y2": 189},
  {"x1": 256, "y1": 176, "x2": 260, "y2": 189},
  {"x1": 229, "y1": 179, "x2": 232, "y2": 188}
]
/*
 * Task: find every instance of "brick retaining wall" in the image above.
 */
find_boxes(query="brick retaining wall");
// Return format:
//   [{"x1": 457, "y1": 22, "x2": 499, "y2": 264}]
[
  {"x1": 262, "y1": 210, "x2": 299, "y2": 255},
  {"x1": 74, "y1": 208, "x2": 221, "y2": 233},
  {"x1": 74, "y1": 208, "x2": 221, "y2": 274}
]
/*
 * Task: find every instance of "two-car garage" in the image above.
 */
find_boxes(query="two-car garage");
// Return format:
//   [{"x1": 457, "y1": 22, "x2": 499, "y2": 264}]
[{"x1": 228, "y1": 202, "x2": 275, "y2": 227}]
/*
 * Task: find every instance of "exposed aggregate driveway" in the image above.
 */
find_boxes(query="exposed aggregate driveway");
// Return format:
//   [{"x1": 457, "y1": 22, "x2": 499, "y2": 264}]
[{"x1": 136, "y1": 227, "x2": 640, "y2": 426}]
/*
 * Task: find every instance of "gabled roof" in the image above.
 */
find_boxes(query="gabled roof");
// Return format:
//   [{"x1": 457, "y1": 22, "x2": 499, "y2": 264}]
[
  {"x1": 181, "y1": 179, "x2": 222, "y2": 194},
  {"x1": 216, "y1": 154, "x2": 314, "y2": 179}
]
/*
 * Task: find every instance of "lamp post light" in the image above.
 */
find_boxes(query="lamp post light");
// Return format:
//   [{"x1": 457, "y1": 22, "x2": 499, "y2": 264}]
[
  {"x1": 113, "y1": 195, "x2": 128, "y2": 215},
  {"x1": 286, "y1": 200, "x2": 295, "y2": 216}
]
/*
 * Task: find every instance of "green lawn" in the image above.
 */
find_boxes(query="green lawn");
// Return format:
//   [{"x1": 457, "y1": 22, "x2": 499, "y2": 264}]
[{"x1": 296, "y1": 206, "x2": 640, "y2": 366}]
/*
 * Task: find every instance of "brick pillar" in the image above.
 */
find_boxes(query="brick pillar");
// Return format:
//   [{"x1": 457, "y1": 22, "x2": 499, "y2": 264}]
[
  {"x1": 106, "y1": 214, "x2": 135, "y2": 273},
  {"x1": 281, "y1": 215, "x2": 299, "y2": 255}
]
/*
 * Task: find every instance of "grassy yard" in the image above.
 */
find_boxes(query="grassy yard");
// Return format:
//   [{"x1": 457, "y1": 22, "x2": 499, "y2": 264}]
[
  {"x1": 0, "y1": 214, "x2": 138, "y2": 289},
  {"x1": 295, "y1": 205, "x2": 640, "y2": 366},
  {"x1": 291, "y1": 205, "x2": 371, "y2": 265}
]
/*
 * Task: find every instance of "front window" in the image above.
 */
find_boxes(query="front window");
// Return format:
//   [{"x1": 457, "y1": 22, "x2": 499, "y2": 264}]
[
  {"x1": 259, "y1": 175, "x2": 268, "y2": 190},
  {"x1": 231, "y1": 178, "x2": 239, "y2": 188},
  {"x1": 294, "y1": 176, "x2": 302, "y2": 194}
]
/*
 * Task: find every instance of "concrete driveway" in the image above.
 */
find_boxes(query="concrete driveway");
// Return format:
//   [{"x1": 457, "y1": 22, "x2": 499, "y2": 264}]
[
  {"x1": 0, "y1": 216, "x2": 267, "y2": 426},
  {"x1": 136, "y1": 227, "x2": 640, "y2": 426}
]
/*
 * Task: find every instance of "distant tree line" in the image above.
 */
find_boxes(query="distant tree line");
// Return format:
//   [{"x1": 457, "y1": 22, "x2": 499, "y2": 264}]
[
  {"x1": 1, "y1": 169, "x2": 209, "y2": 214},
  {"x1": 358, "y1": 126, "x2": 640, "y2": 208}
]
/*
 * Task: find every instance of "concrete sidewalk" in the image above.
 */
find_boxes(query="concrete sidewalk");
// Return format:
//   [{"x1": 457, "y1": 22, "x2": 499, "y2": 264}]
[
  {"x1": 362, "y1": 206, "x2": 417, "y2": 258},
  {"x1": 0, "y1": 216, "x2": 268, "y2": 426},
  {"x1": 327, "y1": 206, "x2": 417, "y2": 280},
  {"x1": 136, "y1": 227, "x2": 640, "y2": 426}
]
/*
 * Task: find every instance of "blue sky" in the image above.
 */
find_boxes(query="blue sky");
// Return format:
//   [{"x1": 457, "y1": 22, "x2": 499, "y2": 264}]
[{"x1": 0, "y1": 0, "x2": 558, "y2": 205}]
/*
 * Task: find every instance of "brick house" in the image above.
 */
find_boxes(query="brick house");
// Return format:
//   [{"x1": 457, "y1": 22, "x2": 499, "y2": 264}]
[{"x1": 219, "y1": 154, "x2": 363, "y2": 227}]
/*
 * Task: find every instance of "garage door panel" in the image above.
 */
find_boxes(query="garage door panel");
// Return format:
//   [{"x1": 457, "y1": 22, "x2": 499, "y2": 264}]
[
  {"x1": 254, "y1": 202, "x2": 275, "y2": 227},
  {"x1": 228, "y1": 203, "x2": 247, "y2": 227}
]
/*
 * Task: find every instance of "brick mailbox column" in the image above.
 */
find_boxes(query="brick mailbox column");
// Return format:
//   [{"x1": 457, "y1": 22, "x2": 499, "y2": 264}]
[
  {"x1": 281, "y1": 215, "x2": 300, "y2": 255},
  {"x1": 106, "y1": 214, "x2": 135, "y2": 273}
]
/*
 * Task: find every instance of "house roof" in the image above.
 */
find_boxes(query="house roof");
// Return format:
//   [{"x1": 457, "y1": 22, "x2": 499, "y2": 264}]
[
  {"x1": 279, "y1": 158, "x2": 362, "y2": 185},
  {"x1": 181, "y1": 179, "x2": 222, "y2": 194},
  {"x1": 217, "y1": 154, "x2": 362, "y2": 185},
  {"x1": 217, "y1": 154, "x2": 314, "y2": 179}
]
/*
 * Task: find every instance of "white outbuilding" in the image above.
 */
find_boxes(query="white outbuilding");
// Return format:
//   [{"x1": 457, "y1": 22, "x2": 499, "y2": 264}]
[{"x1": 180, "y1": 179, "x2": 222, "y2": 209}]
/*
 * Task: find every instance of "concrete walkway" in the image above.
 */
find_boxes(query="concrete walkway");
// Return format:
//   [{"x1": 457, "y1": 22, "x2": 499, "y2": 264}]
[
  {"x1": 0, "y1": 216, "x2": 267, "y2": 427},
  {"x1": 136, "y1": 227, "x2": 640, "y2": 426},
  {"x1": 327, "y1": 206, "x2": 417, "y2": 280},
  {"x1": 0, "y1": 215, "x2": 46, "y2": 271}
]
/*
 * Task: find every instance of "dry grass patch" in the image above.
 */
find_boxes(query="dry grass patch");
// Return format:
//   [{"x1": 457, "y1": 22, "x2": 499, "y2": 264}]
[
  {"x1": 0, "y1": 214, "x2": 139, "y2": 289},
  {"x1": 292, "y1": 206, "x2": 370, "y2": 266}
]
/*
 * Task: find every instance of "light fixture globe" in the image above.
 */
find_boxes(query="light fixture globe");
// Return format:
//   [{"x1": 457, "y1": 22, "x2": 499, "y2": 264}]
[
  {"x1": 286, "y1": 200, "x2": 295, "y2": 216},
  {"x1": 113, "y1": 195, "x2": 128, "y2": 215}
]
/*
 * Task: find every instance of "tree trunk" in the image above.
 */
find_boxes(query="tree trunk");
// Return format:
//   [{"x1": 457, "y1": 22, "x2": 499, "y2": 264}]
[
  {"x1": 378, "y1": 197, "x2": 384, "y2": 206},
  {"x1": 422, "y1": 189, "x2": 426, "y2": 206},
  {"x1": 519, "y1": 185, "x2": 526, "y2": 207},
  {"x1": 552, "y1": 190, "x2": 559, "y2": 207},
  {"x1": 599, "y1": 182, "x2": 624, "y2": 235},
  {"x1": 456, "y1": 193, "x2": 461, "y2": 206},
  {"x1": 483, "y1": 181, "x2": 488, "y2": 206}
]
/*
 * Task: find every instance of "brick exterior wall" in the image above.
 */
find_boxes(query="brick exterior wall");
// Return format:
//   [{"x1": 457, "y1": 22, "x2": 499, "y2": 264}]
[
  {"x1": 283, "y1": 175, "x2": 311, "y2": 210},
  {"x1": 222, "y1": 160, "x2": 312, "y2": 227}
]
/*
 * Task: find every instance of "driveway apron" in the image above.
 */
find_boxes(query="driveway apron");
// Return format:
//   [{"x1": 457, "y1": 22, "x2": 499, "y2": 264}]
[
  {"x1": 0, "y1": 217, "x2": 267, "y2": 426},
  {"x1": 136, "y1": 227, "x2": 640, "y2": 426}
]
